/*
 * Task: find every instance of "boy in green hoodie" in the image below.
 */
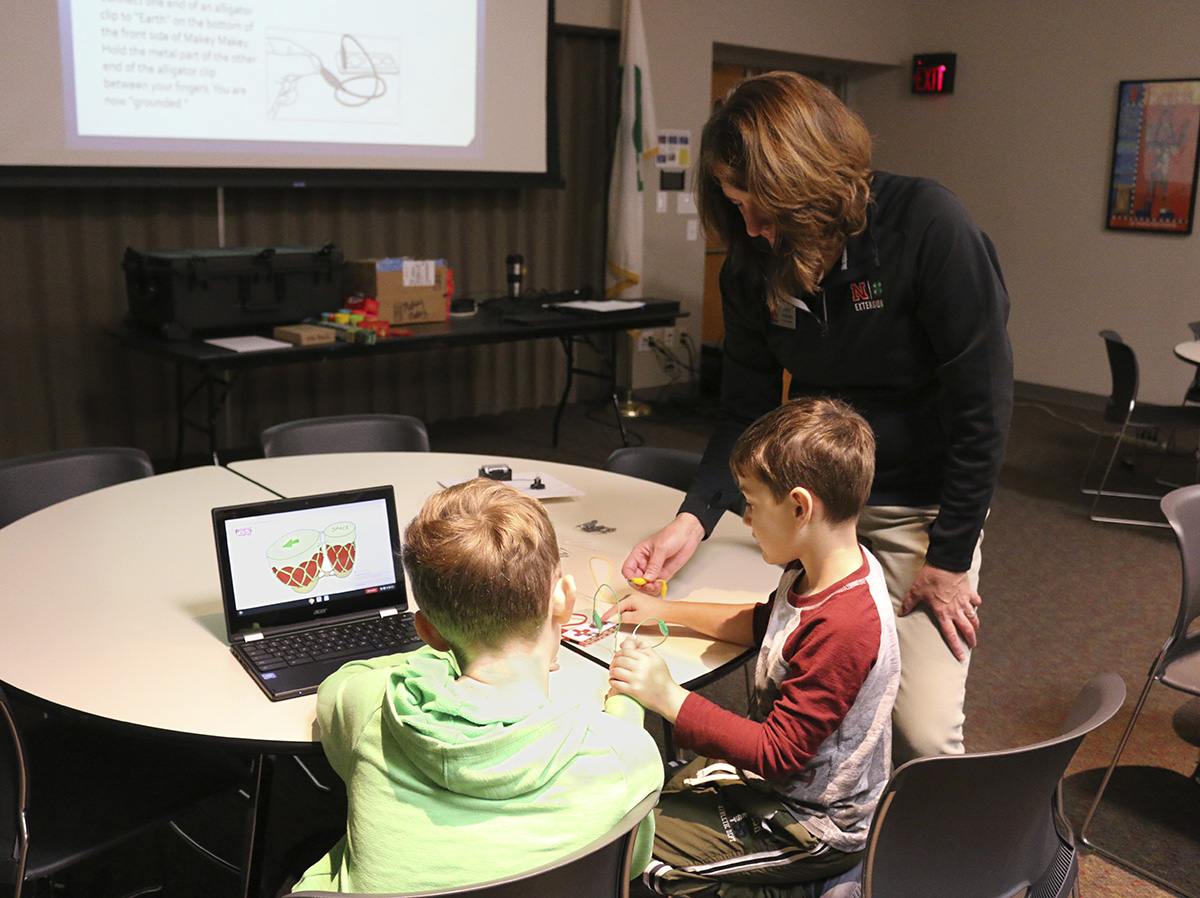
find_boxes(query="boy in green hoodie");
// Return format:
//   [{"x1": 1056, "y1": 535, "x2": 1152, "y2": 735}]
[{"x1": 292, "y1": 478, "x2": 663, "y2": 894}]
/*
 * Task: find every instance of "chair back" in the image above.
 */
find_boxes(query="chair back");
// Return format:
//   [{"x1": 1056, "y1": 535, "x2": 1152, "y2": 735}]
[
  {"x1": 1160, "y1": 486, "x2": 1200, "y2": 670},
  {"x1": 603, "y1": 447, "x2": 746, "y2": 516},
  {"x1": 0, "y1": 447, "x2": 154, "y2": 529},
  {"x1": 1099, "y1": 330, "x2": 1139, "y2": 425},
  {"x1": 288, "y1": 790, "x2": 659, "y2": 898},
  {"x1": 261, "y1": 414, "x2": 430, "y2": 457},
  {"x1": 603, "y1": 447, "x2": 702, "y2": 493},
  {"x1": 860, "y1": 673, "x2": 1125, "y2": 898},
  {"x1": 0, "y1": 682, "x2": 30, "y2": 890}
]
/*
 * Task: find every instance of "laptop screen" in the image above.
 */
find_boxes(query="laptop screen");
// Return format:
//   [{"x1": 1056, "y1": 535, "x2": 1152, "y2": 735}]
[{"x1": 213, "y1": 485, "x2": 406, "y2": 639}]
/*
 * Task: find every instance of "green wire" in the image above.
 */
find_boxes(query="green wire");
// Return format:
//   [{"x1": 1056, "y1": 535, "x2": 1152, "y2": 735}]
[{"x1": 633, "y1": 617, "x2": 669, "y2": 648}]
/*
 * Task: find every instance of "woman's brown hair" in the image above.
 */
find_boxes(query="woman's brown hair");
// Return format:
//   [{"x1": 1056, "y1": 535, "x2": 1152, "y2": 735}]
[{"x1": 697, "y1": 71, "x2": 873, "y2": 304}]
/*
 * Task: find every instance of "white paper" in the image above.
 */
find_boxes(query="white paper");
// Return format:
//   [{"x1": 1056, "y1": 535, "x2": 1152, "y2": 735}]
[
  {"x1": 402, "y1": 259, "x2": 436, "y2": 287},
  {"x1": 551, "y1": 299, "x2": 645, "y2": 313},
  {"x1": 204, "y1": 336, "x2": 292, "y2": 352},
  {"x1": 438, "y1": 471, "x2": 583, "y2": 500}
]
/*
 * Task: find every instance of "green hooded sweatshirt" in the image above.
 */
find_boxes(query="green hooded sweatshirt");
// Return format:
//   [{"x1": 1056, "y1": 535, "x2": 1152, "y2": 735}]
[{"x1": 293, "y1": 647, "x2": 663, "y2": 894}]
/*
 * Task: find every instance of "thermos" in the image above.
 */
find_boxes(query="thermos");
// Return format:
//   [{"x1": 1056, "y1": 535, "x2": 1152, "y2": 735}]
[{"x1": 506, "y1": 254, "x2": 523, "y2": 298}]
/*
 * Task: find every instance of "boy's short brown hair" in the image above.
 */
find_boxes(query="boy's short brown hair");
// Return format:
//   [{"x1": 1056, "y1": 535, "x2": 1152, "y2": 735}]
[
  {"x1": 402, "y1": 478, "x2": 559, "y2": 653},
  {"x1": 730, "y1": 397, "x2": 875, "y2": 524}
]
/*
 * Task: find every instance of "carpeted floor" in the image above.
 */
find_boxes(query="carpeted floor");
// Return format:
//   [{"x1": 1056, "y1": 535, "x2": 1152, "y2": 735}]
[{"x1": 46, "y1": 390, "x2": 1200, "y2": 896}]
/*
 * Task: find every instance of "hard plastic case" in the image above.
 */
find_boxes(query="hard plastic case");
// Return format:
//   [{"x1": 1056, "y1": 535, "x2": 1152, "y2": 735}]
[{"x1": 123, "y1": 243, "x2": 344, "y2": 339}]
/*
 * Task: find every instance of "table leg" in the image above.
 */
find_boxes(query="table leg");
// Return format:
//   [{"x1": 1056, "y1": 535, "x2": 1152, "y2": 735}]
[
  {"x1": 239, "y1": 752, "x2": 277, "y2": 898},
  {"x1": 554, "y1": 334, "x2": 631, "y2": 447},
  {"x1": 553, "y1": 336, "x2": 576, "y2": 447}
]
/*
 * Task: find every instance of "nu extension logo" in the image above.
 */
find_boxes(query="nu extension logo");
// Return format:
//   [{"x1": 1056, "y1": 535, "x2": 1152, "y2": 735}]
[{"x1": 851, "y1": 281, "x2": 884, "y2": 311}]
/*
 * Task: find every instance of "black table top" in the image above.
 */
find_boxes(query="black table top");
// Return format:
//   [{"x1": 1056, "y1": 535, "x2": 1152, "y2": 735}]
[{"x1": 111, "y1": 296, "x2": 684, "y2": 371}]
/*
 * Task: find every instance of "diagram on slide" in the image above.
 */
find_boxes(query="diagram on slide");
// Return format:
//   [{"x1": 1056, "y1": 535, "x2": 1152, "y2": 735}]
[
  {"x1": 266, "y1": 522, "x2": 357, "y2": 594},
  {"x1": 266, "y1": 30, "x2": 400, "y2": 122}
]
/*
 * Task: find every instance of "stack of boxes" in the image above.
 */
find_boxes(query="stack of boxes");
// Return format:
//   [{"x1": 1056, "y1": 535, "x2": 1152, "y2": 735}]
[{"x1": 271, "y1": 256, "x2": 452, "y2": 346}]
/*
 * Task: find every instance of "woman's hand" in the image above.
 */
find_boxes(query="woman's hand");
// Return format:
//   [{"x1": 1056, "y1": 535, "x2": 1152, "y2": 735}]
[
  {"x1": 899, "y1": 563, "x2": 981, "y2": 661},
  {"x1": 621, "y1": 513, "x2": 706, "y2": 594}
]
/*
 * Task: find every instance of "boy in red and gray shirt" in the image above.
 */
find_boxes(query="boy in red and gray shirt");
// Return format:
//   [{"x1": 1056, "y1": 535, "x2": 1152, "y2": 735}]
[{"x1": 606, "y1": 397, "x2": 900, "y2": 896}]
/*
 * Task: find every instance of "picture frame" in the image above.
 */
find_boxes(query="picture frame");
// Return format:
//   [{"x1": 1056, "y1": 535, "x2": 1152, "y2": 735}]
[{"x1": 1106, "y1": 78, "x2": 1200, "y2": 235}]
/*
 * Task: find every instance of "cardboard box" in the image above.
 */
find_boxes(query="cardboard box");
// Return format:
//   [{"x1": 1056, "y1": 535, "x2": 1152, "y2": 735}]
[
  {"x1": 344, "y1": 258, "x2": 451, "y2": 325},
  {"x1": 273, "y1": 323, "x2": 337, "y2": 346}
]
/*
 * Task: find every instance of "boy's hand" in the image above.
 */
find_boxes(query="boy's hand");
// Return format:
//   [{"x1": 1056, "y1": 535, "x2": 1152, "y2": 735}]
[
  {"x1": 599, "y1": 593, "x2": 667, "y2": 624},
  {"x1": 608, "y1": 637, "x2": 688, "y2": 723}
]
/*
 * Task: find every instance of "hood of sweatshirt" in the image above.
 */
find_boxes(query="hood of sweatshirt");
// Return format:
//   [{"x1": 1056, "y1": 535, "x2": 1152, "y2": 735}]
[{"x1": 383, "y1": 649, "x2": 589, "y2": 800}]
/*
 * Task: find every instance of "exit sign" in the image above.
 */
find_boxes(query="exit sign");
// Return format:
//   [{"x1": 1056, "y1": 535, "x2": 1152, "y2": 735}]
[{"x1": 912, "y1": 53, "x2": 956, "y2": 94}]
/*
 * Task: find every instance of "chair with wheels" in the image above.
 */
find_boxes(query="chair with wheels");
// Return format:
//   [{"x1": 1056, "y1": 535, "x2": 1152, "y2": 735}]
[
  {"x1": 1080, "y1": 330, "x2": 1200, "y2": 526},
  {"x1": 287, "y1": 789, "x2": 659, "y2": 898},
  {"x1": 0, "y1": 447, "x2": 154, "y2": 529},
  {"x1": 261, "y1": 414, "x2": 431, "y2": 457},
  {"x1": 1080, "y1": 484, "x2": 1200, "y2": 896},
  {"x1": 823, "y1": 673, "x2": 1126, "y2": 898},
  {"x1": 0, "y1": 682, "x2": 251, "y2": 898}
]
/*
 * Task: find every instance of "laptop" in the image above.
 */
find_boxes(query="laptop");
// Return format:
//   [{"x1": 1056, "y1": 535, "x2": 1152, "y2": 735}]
[{"x1": 212, "y1": 484, "x2": 423, "y2": 701}]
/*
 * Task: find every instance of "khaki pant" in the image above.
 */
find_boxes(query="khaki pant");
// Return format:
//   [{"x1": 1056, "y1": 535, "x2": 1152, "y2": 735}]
[{"x1": 857, "y1": 505, "x2": 983, "y2": 765}]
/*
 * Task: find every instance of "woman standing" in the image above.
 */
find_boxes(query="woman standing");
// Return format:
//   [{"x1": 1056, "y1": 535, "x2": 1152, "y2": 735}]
[{"x1": 622, "y1": 71, "x2": 1013, "y2": 763}]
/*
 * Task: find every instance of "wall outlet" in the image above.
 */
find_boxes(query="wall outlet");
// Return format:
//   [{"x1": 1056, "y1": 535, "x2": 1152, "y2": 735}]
[{"x1": 635, "y1": 329, "x2": 654, "y2": 351}]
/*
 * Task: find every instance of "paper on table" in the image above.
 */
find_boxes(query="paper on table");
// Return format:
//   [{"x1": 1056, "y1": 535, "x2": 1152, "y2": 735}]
[
  {"x1": 204, "y1": 335, "x2": 292, "y2": 352},
  {"x1": 550, "y1": 299, "x2": 645, "y2": 312},
  {"x1": 438, "y1": 471, "x2": 583, "y2": 500}
]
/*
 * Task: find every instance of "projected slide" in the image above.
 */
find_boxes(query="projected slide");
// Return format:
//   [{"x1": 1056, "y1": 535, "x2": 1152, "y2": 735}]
[{"x1": 66, "y1": 0, "x2": 479, "y2": 147}]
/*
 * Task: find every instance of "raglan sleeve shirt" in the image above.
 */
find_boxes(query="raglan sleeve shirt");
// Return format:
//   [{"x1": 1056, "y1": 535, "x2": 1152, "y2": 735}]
[{"x1": 669, "y1": 588, "x2": 882, "y2": 780}]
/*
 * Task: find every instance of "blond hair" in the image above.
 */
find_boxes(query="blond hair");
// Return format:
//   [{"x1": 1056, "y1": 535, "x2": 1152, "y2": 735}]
[
  {"x1": 402, "y1": 478, "x2": 559, "y2": 653},
  {"x1": 697, "y1": 71, "x2": 873, "y2": 304},
  {"x1": 730, "y1": 397, "x2": 875, "y2": 525}
]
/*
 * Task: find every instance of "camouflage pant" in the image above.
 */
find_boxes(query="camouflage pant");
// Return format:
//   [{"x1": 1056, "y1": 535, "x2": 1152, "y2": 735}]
[{"x1": 640, "y1": 759, "x2": 861, "y2": 898}]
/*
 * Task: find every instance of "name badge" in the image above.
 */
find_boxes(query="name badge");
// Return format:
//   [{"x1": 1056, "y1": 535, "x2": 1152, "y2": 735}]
[{"x1": 771, "y1": 303, "x2": 797, "y2": 329}]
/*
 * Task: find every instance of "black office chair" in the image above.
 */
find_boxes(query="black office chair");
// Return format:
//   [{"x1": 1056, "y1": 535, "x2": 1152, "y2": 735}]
[
  {"x1": 1080, "y1": 330, "x2": 1200, "y2": 526},
  {"x1": 0, "y1": 683, "x2": 251, "y2": 898},
  {"x1": 260, "y1": 414, "x2": 431, "y2": 457},
  {"x1": 1080, "y1": 484, "x2": 1200, "y2": 897},
  {"x1": 0, "y1": 447, "x2": 154, "y2": 529},
  {"x1": 287, "y1": 789, "x2": 660, "y2": 898},
  {"x1": 824, "y1": 673, "x2": 1126, "y2": 898},
  {"x1": 603, "y1": 446, "x2": 745, "y2": 516}
]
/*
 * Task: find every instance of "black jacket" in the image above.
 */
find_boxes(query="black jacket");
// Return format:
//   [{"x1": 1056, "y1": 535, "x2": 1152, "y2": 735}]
[{"x1": 680, "y1": 172, "x2": 1014, "y2": 572}]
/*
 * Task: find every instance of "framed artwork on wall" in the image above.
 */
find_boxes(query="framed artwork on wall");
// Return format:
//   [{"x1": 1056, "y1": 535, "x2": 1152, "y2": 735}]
[{"x1": 1106, "y1": 78, "x2": 1200, "y2": 235}]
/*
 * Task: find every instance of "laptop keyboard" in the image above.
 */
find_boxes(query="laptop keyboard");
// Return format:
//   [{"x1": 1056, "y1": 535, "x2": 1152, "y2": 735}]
[{"x1": 242, "y1": 612, "x2": 421, "y2": 672}]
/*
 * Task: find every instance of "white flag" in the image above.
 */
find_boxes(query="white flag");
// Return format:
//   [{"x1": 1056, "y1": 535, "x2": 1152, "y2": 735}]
[{"x1": 605, "y1": 0, "x2": 657, "y2": 299}]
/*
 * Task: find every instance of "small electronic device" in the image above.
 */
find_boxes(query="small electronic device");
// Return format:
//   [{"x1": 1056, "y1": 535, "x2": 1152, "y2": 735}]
[
  {"x1": 212, "y1": 485, "x2": 422, "y2": 701},
  {"x1": 479, "y1": 463, "x2": 512, "y2": 481},
  {"x1": 561, "y1": 616, "x2": 619, "y2": 647}
]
